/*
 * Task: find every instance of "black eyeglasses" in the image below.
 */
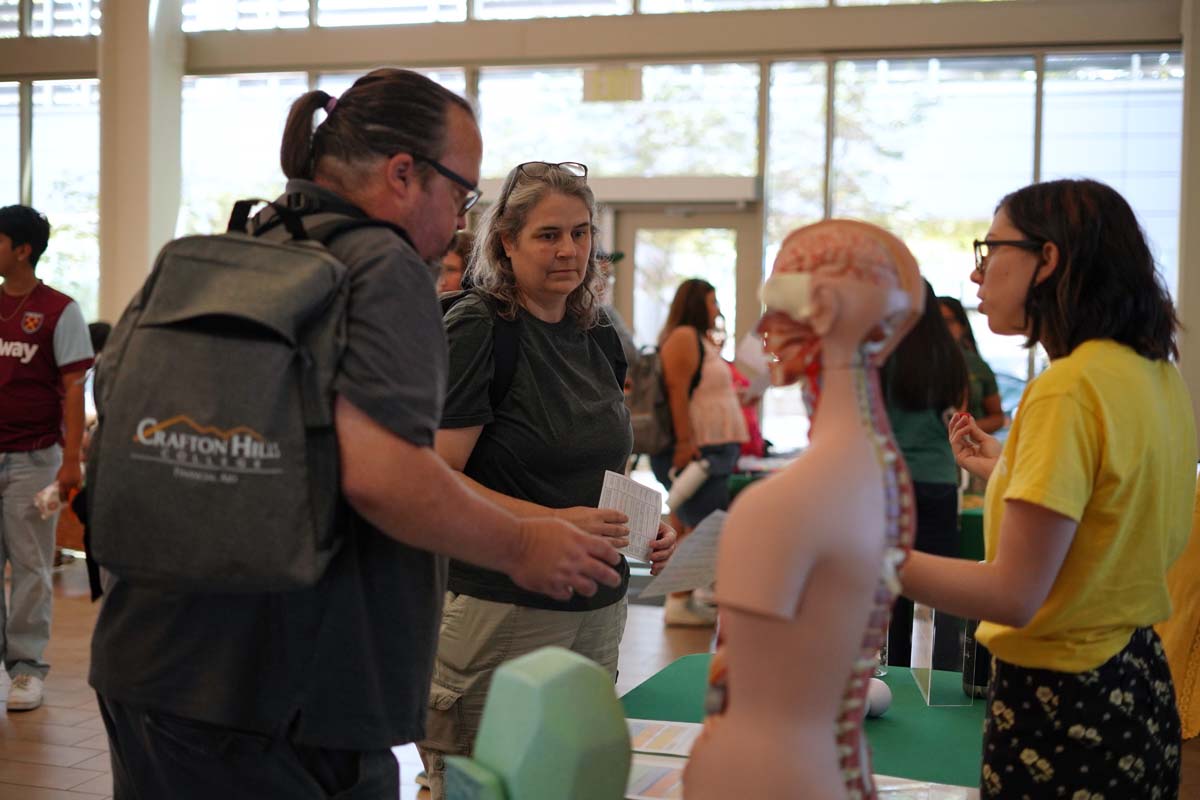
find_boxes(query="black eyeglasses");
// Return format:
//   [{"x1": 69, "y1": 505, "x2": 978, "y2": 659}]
[
  {"x1": 412, "y1": 153, "x2": 482, "y2": 214},
  {"x1": 515, "y1": 161, "x2": 588, "y2": 180},
  {"x1": 972, "y1": 238, "x2": 1043, "y2": 275}
]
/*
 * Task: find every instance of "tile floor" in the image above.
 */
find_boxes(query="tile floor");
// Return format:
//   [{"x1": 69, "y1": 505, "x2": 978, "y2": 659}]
[
  {"x1": 0, "y1": 561, "x2": 713, "y2": 799},
  {"x1": 0, "y1": 560, "x2": 1195, "y2": 799}
]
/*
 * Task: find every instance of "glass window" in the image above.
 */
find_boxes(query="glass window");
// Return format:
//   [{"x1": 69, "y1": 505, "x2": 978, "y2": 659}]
[
  {"x1": 30, "y1": 0, "x2": 101, "y2": 36},
  {"x1": 765, "y1": 61, "x2": 827, "y2": 263},
  {"x1": 32, "y1": 80, "x2": 100, "y2": 320},
  {"x1": 632, "y1": 227, "x2": 738, "y2": 360},
  {"x1": 761, "y1": 62, "x2": 826, "y2": 454},
  {"x1": 838, "y1": 0, "x2": 1013, "y2": 4},
  {"x1": 0, "y1": 83, "x2": 18, "y2": 206},
  {"x1": 183, "y1": 0, "x2": 308, "y2": 32},
  {"x1": 0, "y1": 0, "x2": 19, "y2": 37},
  {"x1": 1042, "y1": 52, "x2": 1184, "y2": 296},
  {"x1": 475, "y1": 0, "x2": 628, "y2": 20},
  {"x1": 317, "y1": 0, "x2": 464, "y2": 26},
  {"x1": 178, "y1": 73, "x2": 308, "y2": 236},
  {"x1": 642, "y1": 0, "x2": 818, "y2": 12},
  {"x1": 478, "y1": 63, "x2": 758, "y2": 179},
  {"x1": 831, "y1": 56, "x2": 1035, "y2": 381},
  {"x1": 317, "y1": 69, "x2": 467, "y2": 99}
]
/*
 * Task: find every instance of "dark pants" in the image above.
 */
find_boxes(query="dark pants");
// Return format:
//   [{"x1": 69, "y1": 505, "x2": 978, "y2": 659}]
[
  {"x1": 888, "y1": 481, "x2": 962, "y2": 669},
  {"x1": 650, "y1": 442, "x2": 741, "y2": 528},
  {"x1": 982, "y1": 627, "x2": 1181, "y2": 798},
  {"x1": 98, "y1": 694, "x2": 400, "y2": 800}
]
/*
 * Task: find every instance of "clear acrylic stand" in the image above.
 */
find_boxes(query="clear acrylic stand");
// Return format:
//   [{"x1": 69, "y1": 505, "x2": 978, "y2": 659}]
[{"x1": 909, "y1": 603, "x2": 975, "y2": 707}]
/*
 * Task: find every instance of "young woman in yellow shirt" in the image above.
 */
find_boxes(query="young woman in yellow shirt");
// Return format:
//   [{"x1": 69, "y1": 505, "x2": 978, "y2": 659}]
[{"x1": 901, "y1": 179, "x2": 1195, "y2": 799}]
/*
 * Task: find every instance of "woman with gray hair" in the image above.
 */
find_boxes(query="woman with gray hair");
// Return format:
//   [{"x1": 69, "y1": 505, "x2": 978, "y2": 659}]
[{"x1": 418, "y1": 162, "x2": 677, "y2": 798}]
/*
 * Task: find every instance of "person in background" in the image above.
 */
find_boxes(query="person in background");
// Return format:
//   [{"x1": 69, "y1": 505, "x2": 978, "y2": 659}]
[
  {"x1": 418, "y1": 161, "x2": 676, "y2": 799},
  {"x1": 727, "y1": 360, "x2": 766, "y2": 459},
  {"x1": 903, "y1": 179, "x2": 1194, "y2": 798},
  {"x1": 939, "y1": 296, "x2": 1005, "y2": 434},
  {"x1": 884, "y1": 279, "x2": 968, "y2": 670},
  {"x1": 0, "y1": 204, "x2": 94, "y2": 712},
  {"x1": 437, "y1": 230, "x2": 474, "y2": 293},
  {"x1": 654, "y1": 278, "x2": 748, "y2": 626}
]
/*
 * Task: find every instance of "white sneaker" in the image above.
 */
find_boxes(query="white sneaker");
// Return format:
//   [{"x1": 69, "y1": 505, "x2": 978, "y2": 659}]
[
  {"x1": 8, "y1": 674, "x2": 44, "y2": 711},
  {"x1": 664, "y1": 593, "x2": 717, "y2": 627},
  {"x1": 692, "y1": 585, "x2": 717, "y2": 608}
]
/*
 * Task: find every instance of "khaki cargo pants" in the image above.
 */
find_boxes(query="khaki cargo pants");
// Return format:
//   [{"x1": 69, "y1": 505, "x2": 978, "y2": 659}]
[{"x1": 417, "y1": 592, "x2": 627, "y2": 800}]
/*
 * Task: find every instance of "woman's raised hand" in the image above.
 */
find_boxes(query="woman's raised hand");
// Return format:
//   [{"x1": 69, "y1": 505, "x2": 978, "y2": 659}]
[{"x1": 949, "y1": 412, "x2": 1001, "y2": 481}]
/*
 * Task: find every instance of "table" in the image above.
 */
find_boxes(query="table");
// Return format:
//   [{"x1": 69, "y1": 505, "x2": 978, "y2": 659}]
[
  {"x1": 959, "y1": 506, "x2": 984, "y2": 562},
  {"x1": 621, "y1": 654, "x2": 985, "y2": 789}
]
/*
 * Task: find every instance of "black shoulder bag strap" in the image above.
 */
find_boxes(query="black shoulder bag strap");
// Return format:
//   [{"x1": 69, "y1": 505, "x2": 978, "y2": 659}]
[
  {"x1": 441, "y1": 290, "x2": 521, "y2": 411},
  {"x1": 486, "y1": 298, "x2": 521, "y2": 410},
  {"x1": 689, "y1": 328, "x2": 705, "y2": 397},
  {"x1": 588, "y1": 318, "x2": 629, "y2": 390}
]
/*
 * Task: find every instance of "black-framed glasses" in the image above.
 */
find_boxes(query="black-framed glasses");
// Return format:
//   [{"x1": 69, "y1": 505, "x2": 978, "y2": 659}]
[
  {"x1": 515, "y1": 161, "x2": 588, "y2": 180},
  {"x1": 412, "y1": 153, "x2": 482, "y2": 214},
  {"x1": 972, "y1": 238, "x2": 1043, "y2": 275},
  {"x1": 495, "y1": 162, "x2": 589, "y2": 216}
]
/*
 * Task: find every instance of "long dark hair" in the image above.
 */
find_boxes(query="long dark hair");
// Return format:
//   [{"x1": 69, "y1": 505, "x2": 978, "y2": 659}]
[
  {"x1": 886, "y1": 280, "x2": 968, "y2": 413},
  {"x1": 280, "y1": 68, "x2": 475, "y2": 182},
  {"x1": 999, "y1": 178, "x2": 1179, "y2": 361},
  {"x1": 938, "y1": 296, "x2": 978, "y2": 353},
  {"x1": 658, "y1": 278, "x2": 715, "y2": 345}
]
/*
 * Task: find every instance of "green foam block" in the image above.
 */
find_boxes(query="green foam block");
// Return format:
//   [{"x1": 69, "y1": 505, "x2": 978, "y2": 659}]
[{"x1": 470, "y1": 646, "x2": 632, "y2": 800}]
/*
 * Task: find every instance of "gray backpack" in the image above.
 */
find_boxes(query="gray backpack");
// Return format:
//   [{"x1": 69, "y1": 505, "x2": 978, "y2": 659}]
[
  {"x1": 89, "y1": 197, "x2": 408, "y2": 593},
  {"x1": 626, "y1": 329, "x2": 703, "y2": 456}
]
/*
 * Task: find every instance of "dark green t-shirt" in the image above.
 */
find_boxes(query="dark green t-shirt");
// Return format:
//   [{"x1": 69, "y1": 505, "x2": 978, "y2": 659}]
[
  {"x1": 963, "y1": 346, "x2": 999, "y2": 421},
  {"x1": 442, "y1": 294, "x2": 632, "y2": 611},
  {"x1": 885, "y1": 405, "x2": 959, "y2": 485}
]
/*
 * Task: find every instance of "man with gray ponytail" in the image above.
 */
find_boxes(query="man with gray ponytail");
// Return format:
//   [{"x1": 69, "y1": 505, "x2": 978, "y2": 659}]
[{"x1": 88, "y1": 69, "x2": 622, "y2": 799}]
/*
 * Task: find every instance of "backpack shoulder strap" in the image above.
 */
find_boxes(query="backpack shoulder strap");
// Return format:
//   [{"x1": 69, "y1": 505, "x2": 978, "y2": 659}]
[
  {"x1": 689, "y1": 328, "x2": 704, "y2": 397},
  {"x1": 589, "y1": 314, "x2": 629, "y2": 390},
  {"x1": 305, "y1": 216, "x2": 415, "y2": 251},
  {"x1": 441, "y1": 289, "x2": 521, "y2": 411},
  {"x1": 487, "y1": 297, "x2": 520, "y2": 410},
  {"x1": 239, "y1": 193, "x2": 417, "y2": 252}
]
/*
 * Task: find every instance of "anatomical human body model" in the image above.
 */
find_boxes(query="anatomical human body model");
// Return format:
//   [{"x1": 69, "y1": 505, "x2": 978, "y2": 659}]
[{"x1": 684, "y1": 220, "x2": 923, "y2": 800}]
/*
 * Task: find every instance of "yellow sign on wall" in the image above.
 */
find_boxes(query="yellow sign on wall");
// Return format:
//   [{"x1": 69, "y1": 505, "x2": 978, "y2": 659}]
[{"x1": 583, "y1": 66, "x2": 644, "y2": 103}]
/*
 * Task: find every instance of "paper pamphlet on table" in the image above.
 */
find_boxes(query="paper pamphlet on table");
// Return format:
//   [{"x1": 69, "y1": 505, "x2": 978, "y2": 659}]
[
  {"x1": 599, "y1": 470, "x2": 661, "y2": 562},
  {"x1": 637, "y1": 510, "x2": 724, "y2": 597},
  {"x1": 626, "y1": 753, "x2": 685, "y2": 799},
  {"x1": 735, "y1": 453, "x2": 800, "y2": 473},
  {"x1": 624, "y1": 761, "x2": 976, "y2": 800},
  {"x1": 627, "y1": 719, "x2": 703, "y2": 757},
  {"x1": 734, "y1": 332, "x2": 771, "y2": 398},
  {"x1": 729, "y1": 333, "x2": 768, "y2": 381},
  {"x1": 876, "y1": 775, "x2": 979, "y2": 799}
]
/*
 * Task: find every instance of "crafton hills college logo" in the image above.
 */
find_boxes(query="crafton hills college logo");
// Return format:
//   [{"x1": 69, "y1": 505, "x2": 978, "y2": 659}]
[{"x1": 131, "y1": 415, "x2": 283, "y2": 484}]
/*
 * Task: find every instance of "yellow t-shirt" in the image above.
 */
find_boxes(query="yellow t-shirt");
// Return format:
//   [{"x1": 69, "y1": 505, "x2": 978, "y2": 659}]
[{"x1": 976, "y1": 339, "x2": 1197, "y2": 672}]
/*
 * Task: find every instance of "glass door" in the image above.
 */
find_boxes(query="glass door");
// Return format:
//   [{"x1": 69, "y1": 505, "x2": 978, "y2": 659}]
[{"x1": 611, "y1": 207, "x2": 761, "y2": 354}]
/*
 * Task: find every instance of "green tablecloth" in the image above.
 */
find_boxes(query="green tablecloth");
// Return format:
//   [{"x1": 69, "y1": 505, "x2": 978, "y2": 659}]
[
  {"x1": 960, "y1": 506, "x2": 984, "y2": 561},
  {"x1": 621, "y1": 654, "x2": 985, "y2": 789}
]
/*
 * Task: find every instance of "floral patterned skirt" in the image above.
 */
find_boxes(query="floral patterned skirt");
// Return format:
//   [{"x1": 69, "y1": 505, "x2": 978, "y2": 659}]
[{"x1": 982, "y1": 627, "x2": 1181, "y2": 799}]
